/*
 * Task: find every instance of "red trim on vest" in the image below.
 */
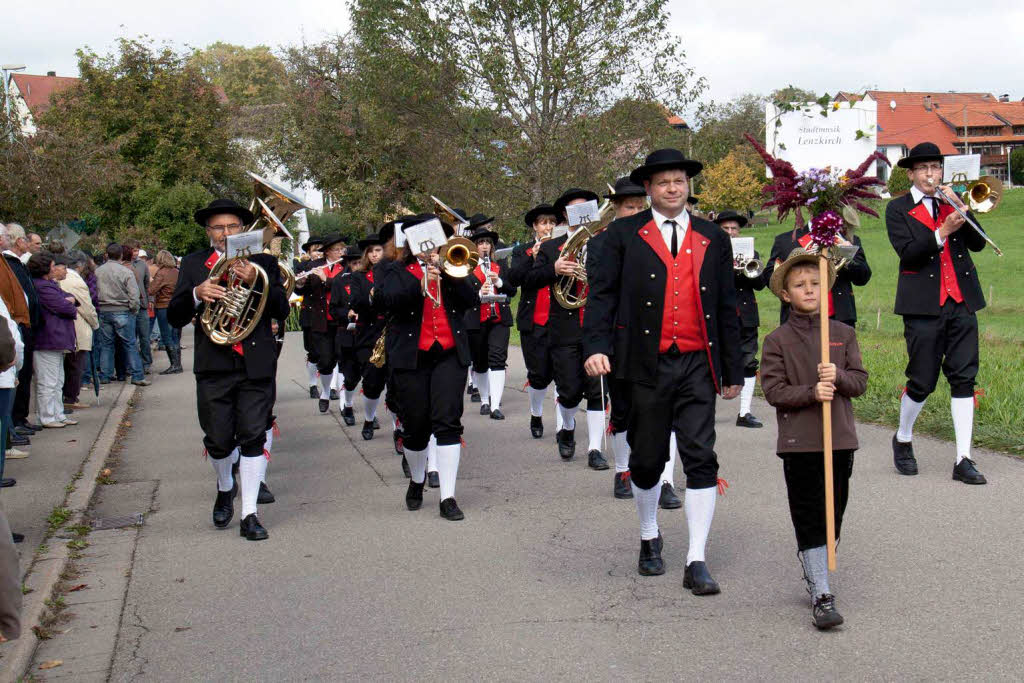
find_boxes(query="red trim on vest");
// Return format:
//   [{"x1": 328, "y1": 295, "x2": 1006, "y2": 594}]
[
  {"x1": 366, "y1": 270, "x2": 374, "y2": 283},
  {"x1": 474, "y1": 262, "x2": 502, "y2": 323},
  {"x1": 204, "y1": 251, "x2": 220, "y2": 270},
  {"x1": 533, "y1": 285, "x2": 551, "y2": 327},
  {"x1": 908, "y1": 202, "x2": 964, "y2": 305},
  {"x1": 324, "y1": 262, "x2": 342, "y2": 321},
  {"x1": 797, "y1": 234, "x2": 835, "y2": 317},
  {"x1": 408, "y1": 262, "x2": 455, "y2": 351}
]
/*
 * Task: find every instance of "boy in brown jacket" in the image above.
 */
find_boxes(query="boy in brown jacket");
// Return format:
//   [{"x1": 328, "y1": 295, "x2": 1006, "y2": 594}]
[{"x1": 761, "y1": 249, "x2": 868, "y2": 630}]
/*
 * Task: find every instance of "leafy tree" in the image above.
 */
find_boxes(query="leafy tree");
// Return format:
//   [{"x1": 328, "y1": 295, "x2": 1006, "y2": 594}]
[
  {"x1": 129, "y1": 181, "x2": 214, "y2": 255},
  {"x1": 700, "y1": 151, "x2": 763, "y2": 214},
  {"x1": 770, "y1": 86, "x2": 818, "y2": 104},
  {"x1": 189, "y1": 42, "x2": 288, "y2": 106},
  {"x1": 887, "y1": 165, "x2": 912, "y2": 196},
  {"x1": 1011, "y1": 147, "x2": 1024, "y2": 186}
]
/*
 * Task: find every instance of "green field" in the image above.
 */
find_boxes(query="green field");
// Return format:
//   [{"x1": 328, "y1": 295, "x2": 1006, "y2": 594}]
[{"x1": 509, "y1": 188, "x2": 1024, "y2": 455}]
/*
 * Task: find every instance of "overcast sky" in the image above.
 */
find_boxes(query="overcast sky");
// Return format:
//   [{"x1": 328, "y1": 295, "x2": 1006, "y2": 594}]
[{"x1": 4, "y1": 0, "x2": 1023, "y2": 117}]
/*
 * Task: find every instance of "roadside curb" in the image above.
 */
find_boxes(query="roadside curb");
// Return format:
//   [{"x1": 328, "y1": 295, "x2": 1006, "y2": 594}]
[{"x1": 0, "y1": 382, "x2": 138, "y2": 683}]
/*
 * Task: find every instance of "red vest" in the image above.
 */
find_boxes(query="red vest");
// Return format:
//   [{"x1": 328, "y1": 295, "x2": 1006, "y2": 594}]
[
  {"x1": 527, "y1": 246, "x2": 551, "y2": 326},
  {"x1": 324, "y1": 261, "x2": 343, "y2": 321},
  {"x1": 639, "y1": 224, "x2": 704, "y2": 353},
  {"x1": 797, "y1": 234, "x2": 835, "y2": 317},
  {"x1": 908, "y1": 201, "x2": 964, "y2": 305},
  {"x1": 409, "y1": 262, "x2": 456, "y2": 351},
  {"x1": 474, "y1": 262, "x2": 502, "y2": 323}
]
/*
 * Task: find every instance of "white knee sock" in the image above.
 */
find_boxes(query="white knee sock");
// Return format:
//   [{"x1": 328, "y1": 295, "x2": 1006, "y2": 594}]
[
  {"x1": 555, "y1": 389, "x2": 564, "y2": 431},
  {"x1": 364, "y1": 397, "x2": 380, "y2": 423},
  {"x1": 739, "y1": 376, "x2": 756, "y2": 416},
  {"x1": 633, "y1": 483, "x2": 660, "y2": 541},
  {"x1": 662, "y1": 434, "x2": 677, "y2": 487},
  {"x1": 896, "y1": 393, "x2": 925, "y2": 443},
  {"x1": 612, "y1": 432, "x2": 630, "y2": 473},
  {"x1": 951, "y1": 397, "x2": 974, "y2": 463},
  {"x1": 344, "y1": 389, "x2": 356, "y2": 407},
  {"x1": 586, "y1": 410, "x2": 604, "y2": 452},
  {"x1": 319, "y1": 373, "x2": 332, "y2": 400},
  {"x1": 557, "y1": 403, "x2": 577, "y2": 431},
  {"x1": 264, "y1": 428, "x2": 273, "y2": 454},
  {"x1": 467, "y1": 368, "x2": 475, "y2": 388},
  {"x1": 684, "y1": 486, "x2": 717, "y2": 564},
  {"x1": 406, "y1": 447, "x2": 427, "y2": 484},
  {"x1": 488, "y1": 369, "x2": 505, "y2": 409},
  {"x1": 332, "y1": 366, "x2": 343, "y2": 390},
  {"x1": 391, "y1": 414, "x2": 399, "y2": 431},
  {"x1": 473, "y1": 371, "x2": 489, "y2": 405},
  {"x1": 436, "y1": 443, "x2": 461, "y2": 501},
  {"x1": 239, "y1": 455, "x2": 267, "y2": 518},
  {"x1": 211, "y1": 455, "x2": 235, "y2": 492},
  {"x1": 306, "y1": 362, "x2": 319, "y2": 387},
  {"x1": 426, "y1": 434, "x2": 438, "y2": 473},
  {"x1": 528, "y1": 386, "x2": 547, "y2": 417}
]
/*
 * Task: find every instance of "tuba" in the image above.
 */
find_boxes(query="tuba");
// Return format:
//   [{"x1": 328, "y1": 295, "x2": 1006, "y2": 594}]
[
  {"x1": 248, "y1": 172, "x2": 313, "y2": 297},
  {"x1": 199, "y1": 253, "x2": 271, "y2": 345},
  {"x1": 552, "y1": 197, "x2": 616, "y2": 309}
]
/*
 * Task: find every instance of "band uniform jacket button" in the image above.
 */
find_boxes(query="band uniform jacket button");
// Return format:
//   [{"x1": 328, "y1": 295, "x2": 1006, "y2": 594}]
[
  {"x1": 708, "y1": 341, "x2": 713, "y2": 347},
  {"x1": 705, "y1": 314, "x2": 711, "y2": 319},
  {"x1": 685, "y1": 248, "x2": 692, "y2": 254},
  {"x1": 650, "y1": 273, "x2": 656, "y2": 279},
  {"x1": 700, "y1": 286, "x2": 707, "y2": 292},
  {"x1": 646, "y1": 301, "x2": 652, "y2": 307},
  {"x1": 644, "y1": 329, "x2": 650, "y2": 335}
]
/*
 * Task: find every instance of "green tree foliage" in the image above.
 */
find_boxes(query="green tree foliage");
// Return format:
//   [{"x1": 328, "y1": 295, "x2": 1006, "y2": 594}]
[
  {"x1": 700, "y1": 151, "x2": 763, "y2": 214},
  {"x1": 770, "y1": 86, "x2": 818, "y2": 104},
  {"x1": 128, "y1": 181, "x2": 214, "y2": 255},
  {"x1": 189, "y1": 42, "x2": 288, "y2": 106},
  {"x1": 690, "y1": 93, "x2": 767, "y2": 186},
  {"x1": 1011, "y1": 147, "x2": 1024, "y2": 186},
  {"x1": 887, "y1": 165, "x2": 912, "y2": 196}
]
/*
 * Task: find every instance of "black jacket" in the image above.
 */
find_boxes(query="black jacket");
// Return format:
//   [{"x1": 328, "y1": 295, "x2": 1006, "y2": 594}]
[
  {"x1": 885, "y1": 193, "x2": 987, "y2": 316},
  {"x1": 763, "y1": 228, "x2": 871, "y2": 325},
  {"x1": 4, "y1": 254, "x2": 39, "y2": 330},
  {"x1": 346, "y1": 270, "x2": 388, "y2": 349},
  {"x1": 294, "y1": 258, "x2": 345, "y2": 333},
  {"x1": 583, "y1": 209, "x2": 743, "y2": 390},
  {"x1": 375, "y1": 260, "x2": 479, "y2": 370},
  {"x1": 329, "y1": 271, "x2": 357, "y2": 348},
  {"x1": 464, "y1": 258, "x2": 516, "y2": 330},
  {"x1": 522, "y1": 234, "x2": 584, "y2": 345},
  {"x1": 507, "y1": 242, "x2": 544, "y2": 332},
  {"x1": 294, "y1": 259, "x2": 315, "y2": 328},
  {"x1": 734, "y1": 249, "x2": 765, "y2": 328},
  {"x1": 167, "y1": 249, "x2": 289, "y2": 379}
]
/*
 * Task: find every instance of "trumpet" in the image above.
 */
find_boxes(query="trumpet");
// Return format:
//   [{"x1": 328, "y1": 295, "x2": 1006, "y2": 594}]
[
  {"x1": 733, "y1": 255, "x2": 764, "y2": 279},
  {"x1": 926, "y1": 178, "x2": 1003, "y2": 256}
]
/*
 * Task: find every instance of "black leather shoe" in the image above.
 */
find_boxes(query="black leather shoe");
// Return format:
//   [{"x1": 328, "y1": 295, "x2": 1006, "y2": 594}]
[
  {"x1": 736, "y1": 413, "x2": 763, "y2": 428},
  {"x1": 361, "y1": 421, "x2": 375, "y2": 440},
  {"x1": 556, "y1": 428, "x2": 576, "y2": 460},
  {"x1": 330, "y1": 389, "x2": 339, "y2": 401},
  {"x1": 812, "y1": 593, "x2": 844, "y2": 630},
  {"x1": 213, "y1": 489, "x2": 234, "y2": 528},
  {"x1": 401, "y1": 455, "x2": 411, "y2": 478},
  {"x1": 14, "y1": 426, "x2": 35, "y2": 437},
  {"x1": 342, "y1": 406, "x2": 356, "y2": 426},
  {"x1": 239, "y1": 513, "x2": 269, "y2": 541},
  {"x1": 614, "y1": 471, "x2": 633, "y2": 499},
  {"x1": 12, "y1": 532, "x2": 23, "y2": 544},
  {"x1": 659, "y1": 482, "x2": 682, "y2": 509},
  {"x1": 0, "y1": 478, "x2": 15, "y2": 488},
  {"x1": 530, "y1": 415, "x2": 543, "y2": 439},
  {"x1": 470, "y1": 388, "x2": 481, "y2": 403},
  {"x1": 427, "y1": 471, "x2": 440, "y2": 488},
  {"x1": 21, "y1": 422, "x2": 43, "y2": 431},
  {"x1": 892, "y1": 434, "x2": 918, "y2": 475},
  {"x1": 406, "y1": 480, "x2": 424, "y2": 510},
  {"x1": 466, "y1": 384, "x2": 475, "y2": 395},
  {"x1": 480, "y1": 403, "x2": 490, "y2": 416},
  {"x1": 9, "y1": 433, "x2": 29, "y2": 447},
  {"x1": 257, "y1": 481, "x2": 275, "y2": 505},
  {"x1": 394, "y1": 429, "x2": 405, "y2": 455},
  {"x1": 588, "y1": 449, "x2": 609, "y2": 470},
  {"x1": 439, "y1": 497, "x2": 465, "y2": 521},
  {"x1": 372, "y1": 417, "x2": 380, "y2": 430},
  {"x1": 638, "y1": 533, "x2": 665, "y2": 576},
  {"x1": 318, "y1": 399, "x2": 329, "y2": 414},
  {"x1": 683, "y1": 561, "x2": 721, "y2": 595},
  {"x1": 309, "y1": 386, "x2": 318, "y2": 399},
  {"x1": 489, "y1": 409, "x2": 505, "y2": 420},
  {"x1": 953, "y1": 457, "x2": 987, "y2": 485}
]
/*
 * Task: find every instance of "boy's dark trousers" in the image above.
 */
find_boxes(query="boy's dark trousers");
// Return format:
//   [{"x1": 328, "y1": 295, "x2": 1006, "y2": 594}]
[{"x1": 781, "y1": 450, "x2": 855, "y2": 551}]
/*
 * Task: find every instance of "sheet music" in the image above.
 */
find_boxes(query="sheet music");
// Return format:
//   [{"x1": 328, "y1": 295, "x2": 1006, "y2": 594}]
[
  {"x1": 566, "y1": 200, "x2": 599, "y2": 227},
  {"x1": 730, "y1": 237, "x2": 755, "y2": 260},
  {"x1": 402, "y1": 218, "x2": 447, "y2": 256},
  {"x1": 225, "y1": 231, "x2": 263, "y2": 260}
]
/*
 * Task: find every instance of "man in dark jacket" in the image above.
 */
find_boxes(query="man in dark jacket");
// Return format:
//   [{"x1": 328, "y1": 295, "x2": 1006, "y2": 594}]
[
  {"x1": 296, "y1": 238, "x2": 324, "y2": 397},
  {"x1": 2, "y1": 224, "x2": 41, "y2": 435}
]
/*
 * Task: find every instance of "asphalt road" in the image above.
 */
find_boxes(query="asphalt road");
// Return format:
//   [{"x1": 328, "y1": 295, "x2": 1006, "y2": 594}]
[{"x1": 105, "y1": 331, "x2": 1024, "y2": 681}]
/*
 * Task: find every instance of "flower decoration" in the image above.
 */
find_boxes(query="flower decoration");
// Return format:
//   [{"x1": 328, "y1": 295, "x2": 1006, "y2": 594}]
[{"x1": 809, "y1": 210, "x2": 843, "y2": 249}]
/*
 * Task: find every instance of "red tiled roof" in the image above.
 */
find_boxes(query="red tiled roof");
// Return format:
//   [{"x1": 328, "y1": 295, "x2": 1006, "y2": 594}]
[
  {"x1": 10, "y1": 73, "x2": 79, "y2": 116},
  {"x1": 667, "y1": 114, "x2": 688, "y2": 127},
  {"x1": 866, "y1": 91, "x2": 1012, "y2": 153}
]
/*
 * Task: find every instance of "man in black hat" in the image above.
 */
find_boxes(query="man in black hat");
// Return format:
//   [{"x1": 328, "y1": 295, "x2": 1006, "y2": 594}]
[
  {"x1": 297, "y1": 237, "x2": 324, "y2": 398},
  {"x1": 584, "y1": 149, "x2": 743, "y2": 592},
  {"x1": 507, "y1": 204, "x2": 559, "y2": 439},
  {"x1": 295, "y1": 234, "x2": 347, "y2": 413},
  {"x1": 885, "y1": 141, "x2": 988, "y2": 485},
  {"x1": 523, "y1": 189, "x2": 609, "y2": 470},
  {"x1": 715, "y1": 210, "x2": 766, "y2": 429},
  {"x1": 331, "y1": 246, "x2": 365, "y2": 426},
  {"x1": 465, "y1": 224, "x2": 516, "y2": 420},
  {"x1": 168, "y1": 198, "x2": 290, "y2": 540}
]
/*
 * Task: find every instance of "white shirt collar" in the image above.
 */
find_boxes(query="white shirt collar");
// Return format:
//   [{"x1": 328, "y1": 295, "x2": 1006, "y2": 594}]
[
  {"x1": 650, "y1": 206, "x2": 689, "y2": 250},
  {"x1": 910, "y1": 185, "x2": 935, "y2": 204}
]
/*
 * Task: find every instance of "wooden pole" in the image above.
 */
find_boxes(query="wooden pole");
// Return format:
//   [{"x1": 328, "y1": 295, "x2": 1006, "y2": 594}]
[{"x1": 820, "y1": 254, "x2": 837, "y2": 571}]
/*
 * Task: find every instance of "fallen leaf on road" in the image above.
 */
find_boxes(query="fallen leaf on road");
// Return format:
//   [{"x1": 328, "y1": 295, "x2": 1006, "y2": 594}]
[
  {"x1": 67, "y1": 584, "x2": 88, "y2": 592},
  {"x1": 67, "y1": 439, "x2": 77, "y2": 443},
  {"x1": 39, "y1": 660, "x2": 63, "y2": 670},
  {"x1": 100, "y1": 468, "x2": 112, "y2": 477},
  {"x1": 174, "y1": 626, "x2": 191, "y2": 632}
]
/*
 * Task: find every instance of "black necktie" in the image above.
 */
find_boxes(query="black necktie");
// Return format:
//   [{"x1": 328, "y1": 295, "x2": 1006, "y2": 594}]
[
  {"x1": 929, "y1": 197, "x2": 939, "y2": 222},
  {"x1": 667, "y1": 220, "x2": 678, "y2": 257}
]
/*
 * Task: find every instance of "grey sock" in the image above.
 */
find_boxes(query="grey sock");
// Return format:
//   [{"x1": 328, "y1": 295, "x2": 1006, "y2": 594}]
[{"x1": 800, "y1": 546, "x2": 831, "y2": 601}]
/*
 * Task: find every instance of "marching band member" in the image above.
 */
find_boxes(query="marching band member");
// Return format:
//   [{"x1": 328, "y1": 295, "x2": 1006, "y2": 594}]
[
  {"x1": 295, "y1": 234, "x2": 347, "y2": 414},
  {"x1": 525, "y1": 189, "x2": 608, "y2": 470},
  {"x1": 507, "y1": 204, "x2": 559, "y2": 439},
  {"x1": 297, "y1": 238, "x2": 324, "y2": 398},
  {"x1": 376, "y1": 214, "x2": 478, "y2": 520},
  {"x1": 715, "y1": 210, "x2": 766, "y2": 428},
  {"x1": 346, "y1": 233, "x2": 389, "y2": 440},
  {"x1": 885, "y1": 142, "x2": 988, "y2": 484},
  {"x1": 377, "y1": 220, "x2": 411, "y2": 475},
  {"x1": 331, "y1": 247, "x2": 365, "y2": 426},
  {"x1": 466, "y1": 223, "x2": 516, "y2": 420},
  {"x1": 584, "y1": 149, "x2": 743, "y2": 591},
  {"x1": 168, "y1": 198, "x2": 289, "y2": 541}
]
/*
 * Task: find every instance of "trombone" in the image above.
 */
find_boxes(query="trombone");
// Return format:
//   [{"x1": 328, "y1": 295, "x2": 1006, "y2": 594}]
[
  {"x1": 927, "y1": 177, "x2": 1003, "y2": 256},
  {"x1": 420, "y1": 236, "x2": 479, "y2": 307}
]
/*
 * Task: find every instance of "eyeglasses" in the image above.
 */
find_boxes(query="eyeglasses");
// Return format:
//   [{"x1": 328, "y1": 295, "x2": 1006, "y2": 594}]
[
  {"x1": 913, "y1": 163, "x2": 943, "y2": 172},
  {"x1": 207, "y1": 223, "x2": 243, "y2": 232}
]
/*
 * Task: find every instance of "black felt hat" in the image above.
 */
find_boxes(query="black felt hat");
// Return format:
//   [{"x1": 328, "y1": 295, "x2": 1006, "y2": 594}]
[
  {"x1": 467, "y1": 213, "x2": 494, "y2": 230},
  {"x1": 604, "y1": 176, "x2": 647, "y2": 199},
  {"x1": 343, "y1": 246, "x2": 363, "y2": 262},
  {"x1": 468, "y1": 226, "x2": 499, "y2": 244},
  {"x1": 554, "y1": 188, "x2": 600, "y2": 219},
  {"x1": 194, "y1": 198, "x2": 254, "y2": 228},
  {"x1": 713, "y1": 210, "x2": 748, "y2": 228},
  {"x1": 301, "y1": 237, "x2": 325, "y2": 253},
  {"x1": 629, "y1": 148, "x2": 703, "y2": 184},
  {"x1": 321, "y1": 233, "x2": 346, "y2": 250},
  {"x1": 357, "y1": 233, "x2": 383, "y2": 251},
  {"x1": 524, "y1": 204, "x2": 558, "y2": 229},
  {"x1": 897, "y1": 142, "x2": 944, "y2": 169}
]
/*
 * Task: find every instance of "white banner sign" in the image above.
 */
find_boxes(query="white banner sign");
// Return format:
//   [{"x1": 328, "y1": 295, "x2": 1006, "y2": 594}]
[{"x1": 764, "y1": 99, "x2": 878, "y2": 176}]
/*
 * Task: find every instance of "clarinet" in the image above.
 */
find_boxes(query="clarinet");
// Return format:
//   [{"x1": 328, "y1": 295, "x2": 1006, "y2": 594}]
[{"x1": 482, "y1": 256, "x2": 498, "y2": 320}]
